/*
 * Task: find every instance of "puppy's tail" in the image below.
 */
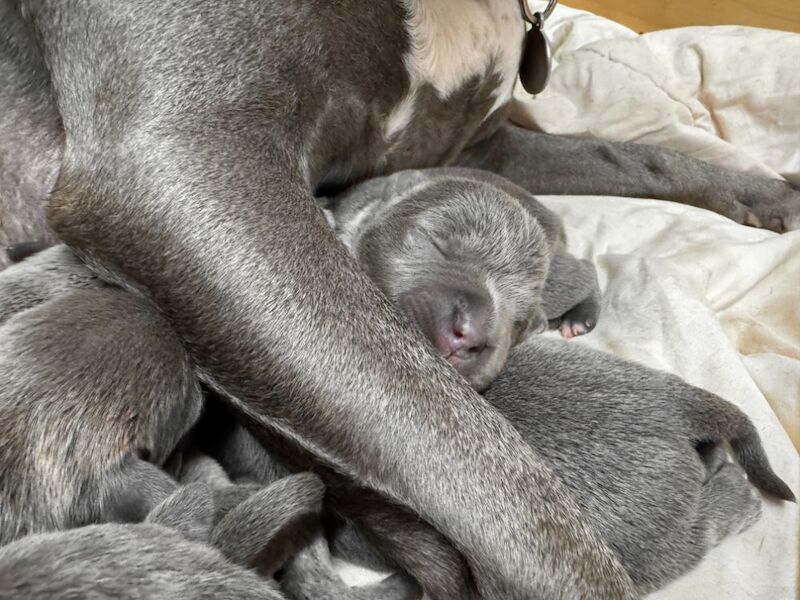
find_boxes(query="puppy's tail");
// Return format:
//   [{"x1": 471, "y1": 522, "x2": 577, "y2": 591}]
[{"x1": 683, "y1": 388, "x2": 795, "y2": 502}]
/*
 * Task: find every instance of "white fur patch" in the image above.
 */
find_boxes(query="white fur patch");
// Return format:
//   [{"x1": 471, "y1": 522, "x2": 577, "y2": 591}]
[
  {"x1": 384, "y1": 0, "x2": 524, "y2": 141},
  {"x1": 385, "y1": 90, "x2": 418, "y2": 140}
]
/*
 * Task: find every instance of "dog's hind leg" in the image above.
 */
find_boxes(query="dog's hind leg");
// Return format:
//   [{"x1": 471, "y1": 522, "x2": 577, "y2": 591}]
[{"x1": 459, "y1": 123, "x2": 800, "y2": 232}]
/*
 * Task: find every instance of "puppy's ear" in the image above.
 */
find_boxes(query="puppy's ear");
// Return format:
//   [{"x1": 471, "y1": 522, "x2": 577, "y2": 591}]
[
  {"x1": 210, "y1": 472, "x2": 325, "y2": 570},
  {"x1": 146, "y1": 483, "x2": 215, "y2": 543},
  {"x1": 382, "y1": 170, "x2": 432, "y2": 203}
]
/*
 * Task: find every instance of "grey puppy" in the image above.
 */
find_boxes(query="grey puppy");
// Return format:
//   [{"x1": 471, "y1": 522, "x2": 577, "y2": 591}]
[
  {"x1": 482, "y1": 338, "x2": 795, "y2": 591},
  {"x1": 4, "y1": 0, "x2": 800, "y2": 597},
  {"x1": 325, "y1": 166, "x2": 600, "y2": 390},
  {"x1": 0, "y1": 245, "x2": 202, "y2": 545},
  {"x1": 0, "y1": 244, "x2": 465, "y2": 598},
  {"x1": 0, "y1": 477, "x2": 317, "y2": 599},
  {"x1": 0, "y1": 160, "x2": 599, "y2": 590}
]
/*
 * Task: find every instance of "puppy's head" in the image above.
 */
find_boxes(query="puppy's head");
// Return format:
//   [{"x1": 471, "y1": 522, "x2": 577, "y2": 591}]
[{"x1": 355, "y1": 179, "x2": 550, "y2": 391}]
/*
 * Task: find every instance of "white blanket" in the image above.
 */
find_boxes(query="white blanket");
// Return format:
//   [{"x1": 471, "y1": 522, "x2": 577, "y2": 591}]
[{"x1": 510, "y1": 5, "x2": 800, "y2": 599}]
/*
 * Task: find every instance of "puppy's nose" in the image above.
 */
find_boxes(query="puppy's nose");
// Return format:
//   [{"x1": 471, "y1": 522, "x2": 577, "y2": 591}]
[{"x1": 437, "y1": 311, "x2": 487, "y2": 359}]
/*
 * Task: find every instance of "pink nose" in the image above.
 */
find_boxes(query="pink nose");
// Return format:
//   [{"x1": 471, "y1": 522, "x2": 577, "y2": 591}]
[{"x1": 436, "y1": 315, "x2": 487, "y2": 359}]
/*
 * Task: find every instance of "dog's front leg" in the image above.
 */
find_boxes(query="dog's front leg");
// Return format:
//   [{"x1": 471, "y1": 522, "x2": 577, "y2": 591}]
[{"x1": 458, "y1": 123, "x2": 800, "y2": 232}]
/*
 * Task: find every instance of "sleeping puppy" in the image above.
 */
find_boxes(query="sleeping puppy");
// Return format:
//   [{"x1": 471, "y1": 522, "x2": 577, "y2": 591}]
[
  {"x1": 325, "y1": 167, "x2": 601, "y2": 390},
  {"x1": 482, "y1": 338, "x2": 795, "y2": 591},
  {"x1": 333, "y1": 337, "x2": 795, "y2": 593}
]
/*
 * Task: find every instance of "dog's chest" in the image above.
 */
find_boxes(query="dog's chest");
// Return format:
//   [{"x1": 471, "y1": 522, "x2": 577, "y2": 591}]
[{"x1": 385, "y1": 0, "x2": 524, "y2": 141}]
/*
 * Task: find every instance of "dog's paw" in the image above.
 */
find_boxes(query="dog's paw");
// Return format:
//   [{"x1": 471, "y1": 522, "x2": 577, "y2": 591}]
[{"x1": 735, "y1": 179, "x2": 800, "y2": 233}]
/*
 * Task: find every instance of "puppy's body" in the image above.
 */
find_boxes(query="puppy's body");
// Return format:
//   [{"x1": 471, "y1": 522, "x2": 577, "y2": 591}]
[
  {"x1": 0, "y1": 245, "x2": 421, "y2": 596},
  {"x1": 3, "y1": 0, "x2": 800, "y2": 596},
  {"x1": 0, "y1": 246, "x2": 201, "y2": 544},
  {"x1": 482, "y1": 338, "x2": 794, "y2": 590},
  {"x1": 0, "y1": 522, "x2": 284, "y2": 600}
]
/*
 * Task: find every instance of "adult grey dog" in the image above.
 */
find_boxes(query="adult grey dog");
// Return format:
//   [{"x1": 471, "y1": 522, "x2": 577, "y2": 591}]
[
  {"x1": 325, "y1": 166, "x2": 600, "y2": 390},
  {"x1": 2, "y1": 1, "x2": 799, "y2": 598}
]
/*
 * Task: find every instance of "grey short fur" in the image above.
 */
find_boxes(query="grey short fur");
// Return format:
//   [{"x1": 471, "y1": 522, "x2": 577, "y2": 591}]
[
  {"x1": 175, "y1": 409, "x2": 423, "y2": 600},
  {"x1": 334, "y1": 338, "x2": 795, "y2": 593},
  {"x1": 0, "y1": 249, "x2": 417, "y2": 599},
  {"x1": 0, "y1": 246, "x2": 202, "y2": 545},
  {"x1": 3, "y1": 1, "x2": 800, "y2": 597},
  {"x1": 324, "y1": 167, "x2": 600, "y2": 390},
  {"x1": 484, "y1": 338, "x2": 794, "y2": 592}
]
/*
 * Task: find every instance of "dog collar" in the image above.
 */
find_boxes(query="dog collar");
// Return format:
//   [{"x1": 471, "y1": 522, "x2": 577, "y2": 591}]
[{"x1": 518, "y1": 0, "x2": 558, "y2": 95}]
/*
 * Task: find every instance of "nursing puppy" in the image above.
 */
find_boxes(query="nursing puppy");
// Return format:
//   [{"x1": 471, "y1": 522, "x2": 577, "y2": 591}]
[{"x1": 325, "y1": 167, "x2": 601, "y2": 390}]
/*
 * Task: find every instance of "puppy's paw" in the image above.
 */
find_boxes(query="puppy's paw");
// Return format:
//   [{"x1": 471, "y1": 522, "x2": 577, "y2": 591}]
[{"x1": 552, "y1": 298, "x2": 599, "y2": 339}]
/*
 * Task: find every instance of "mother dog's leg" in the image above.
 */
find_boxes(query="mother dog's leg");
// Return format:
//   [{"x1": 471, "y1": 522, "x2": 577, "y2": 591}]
[
  {"x1": 21, "y1": 2, "x2": 635, "y2": 598},
  {"x1": 458, "y1": 123, "x2": 800, "y2": 232}
]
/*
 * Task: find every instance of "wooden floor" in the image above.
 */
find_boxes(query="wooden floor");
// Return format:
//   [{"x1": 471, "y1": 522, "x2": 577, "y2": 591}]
[{"x1": 565, "y1": 0, "x2": 800, "y2": 33}]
